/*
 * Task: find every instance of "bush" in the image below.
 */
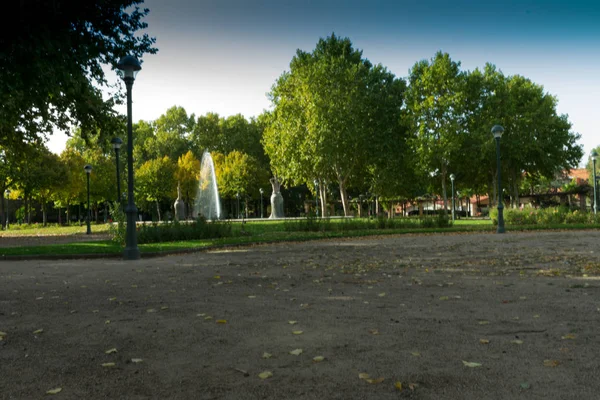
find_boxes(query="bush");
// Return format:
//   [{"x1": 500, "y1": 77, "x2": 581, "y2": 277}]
[
  {"x1": 498, "y1": 207, "x2": 600, "y2": 226},
  {"x1": 108, "y1": 202, "x2": 126, "y2": 245},
  {"x1": 136, "y1": 216, "x2": 232, "y2": 244}
]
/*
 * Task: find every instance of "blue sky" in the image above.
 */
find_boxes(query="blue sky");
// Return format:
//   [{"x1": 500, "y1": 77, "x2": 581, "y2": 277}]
[{"x1": 49, "y1": 0, "x2": 600, "y2": 165}]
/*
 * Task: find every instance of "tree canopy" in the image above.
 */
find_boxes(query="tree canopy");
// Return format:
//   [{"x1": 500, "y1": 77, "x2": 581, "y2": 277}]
[{"x1": 0, "y1": 0, "x2": 157, "y2": 151}]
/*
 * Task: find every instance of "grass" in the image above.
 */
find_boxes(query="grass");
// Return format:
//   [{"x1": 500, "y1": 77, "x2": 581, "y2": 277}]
[
  {"x1": 0, "y1": 223, "x2": 111, "y2": 236},
  {"x1": 2, "y1": 217, "x2": 600, "y2": 258}
]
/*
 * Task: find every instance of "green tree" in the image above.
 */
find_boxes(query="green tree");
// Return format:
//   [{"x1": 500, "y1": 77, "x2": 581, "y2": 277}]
[
  {"x1": 405, "y1": 52, "x2": 466, "y2": 212},
  {"x1": 0, "y1": 0, "x2": 157, "y2": 151},
  {"x1": 264, "y1": 33, "x2": 407, "y2": 216},
  {"x1": 176, "y1": 151, "x2": 200, "y2": 218},
  {"x1": 135, "y1": 156, "x2": 177, "y2": 221}
]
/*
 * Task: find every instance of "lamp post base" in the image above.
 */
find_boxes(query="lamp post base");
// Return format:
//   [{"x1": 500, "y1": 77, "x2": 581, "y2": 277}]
[
  {"x1": 123, "y1": 246, "x2": 141, "y2": 260},
  {"x1": 496, "y1": 206, "x2": 505, "y2": 234}
]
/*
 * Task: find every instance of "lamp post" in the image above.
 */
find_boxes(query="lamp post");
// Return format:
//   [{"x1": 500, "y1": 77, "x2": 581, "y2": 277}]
[
  {"x1": 5, "y1": 189, "x2": 10, "y2": 229},
  {"x1": 236, "y1": 192, "x2": 240, "y2": 219},
  {"x1": 314, "y1": 180, "x2": 319, "y2": 217},
  {"x1": 259, "y1": 188, "x2": 264, "y2": 218},
  {"x1": 117, "y1": 55, "x2": 141, "y2": 260},
  {"x1": 492, "y1": 125, "x2": 505, "y2": 233},
  {"x1": 592, "y1": 150, "x2": 598, "y2": 215},
  {"x1": 84, "y1": 165, "x2": 92, "y2": 235},
  {"x1": 449, "y1": 174, "x2": 455, "y2": 222},
  {"x1": 111, "y1": 137, "x2": 123, "y2": 203}
]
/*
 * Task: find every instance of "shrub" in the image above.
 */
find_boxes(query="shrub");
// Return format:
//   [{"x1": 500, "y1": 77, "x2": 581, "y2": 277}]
[
  {"x1": 108, "y1": 202, "x2": 126, "y2": 245},
  {"x1": 136, "y1": 216, "x2": 232, "y2": 244}
]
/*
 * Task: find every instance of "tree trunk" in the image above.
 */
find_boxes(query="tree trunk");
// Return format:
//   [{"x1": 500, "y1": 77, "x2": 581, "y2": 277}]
[
  {"x1": 156, "y1": 200, "x2": 162, "y2": 221},
  {"x1": 319, "y1": 184, "x2": 327, "y2": 217},
  {"x1": 0, "y1": 193, "x2": 5, "y2": 229},
  {"x1": 338, "y1": 180, "x2": 349, "y2": 217},
  {"x1": 441, "y1": 169, "x2": 448, "y2": 213},
  {"x1": 42, "y1": 204, "x2": 47, "y2": 226}
]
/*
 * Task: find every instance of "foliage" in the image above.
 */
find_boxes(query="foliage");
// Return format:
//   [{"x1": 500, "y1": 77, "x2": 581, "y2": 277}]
[
  {"x1": 283, "y1": 215, "x2": 451, "y2": 232},
  {"x1": 1, "y1": 0, "x2": 157, "y2": 150},
  {"x1": 493, "y1": 207, "x2": 600, "y2": 226},
  {"x1": 136, "y1": 217, "x2": 232, "y2": 244},
  {"x1": 135, "y1": 156, "x2": 177, "y2": 220},
  {"x1": 264, "y1": 33, "x2": 408, "y2": 216},
  {"x1": 108, "y1": 202, "x2": 126, "y2": 245}
]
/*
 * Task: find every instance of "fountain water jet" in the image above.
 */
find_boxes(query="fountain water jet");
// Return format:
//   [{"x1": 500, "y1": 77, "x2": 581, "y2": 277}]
[{"x1": 193, "y1": 151, "x2": 222, "y2": 220}]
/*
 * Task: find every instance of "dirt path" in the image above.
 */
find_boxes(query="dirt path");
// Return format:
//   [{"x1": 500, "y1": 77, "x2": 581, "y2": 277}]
[{"x1": 1, "y1": 230, "x2": 599, "y2": 399}]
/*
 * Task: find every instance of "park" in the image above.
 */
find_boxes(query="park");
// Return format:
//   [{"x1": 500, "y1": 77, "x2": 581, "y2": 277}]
[{"x1": 2, "y1": 1, "x2": 600, "y2": 399}]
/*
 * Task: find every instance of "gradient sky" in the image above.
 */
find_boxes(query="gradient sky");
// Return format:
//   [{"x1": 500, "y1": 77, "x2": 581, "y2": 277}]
[{"x1": 49, "y1": 0, "x2": 600, "y2": 165}]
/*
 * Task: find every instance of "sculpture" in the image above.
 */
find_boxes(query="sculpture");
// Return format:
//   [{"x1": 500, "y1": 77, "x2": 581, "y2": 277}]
[
  {"x1": 174, "y1": 182, "x2": 185, "y2": 221},
  {"x1": 269, "y1": 176, "x2": 284, "y2": 219}
]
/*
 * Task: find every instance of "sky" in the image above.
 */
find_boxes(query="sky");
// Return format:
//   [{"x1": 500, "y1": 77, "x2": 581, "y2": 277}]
[{"x1": 49, "y1": 0, "x2": 600, "y2": 165}]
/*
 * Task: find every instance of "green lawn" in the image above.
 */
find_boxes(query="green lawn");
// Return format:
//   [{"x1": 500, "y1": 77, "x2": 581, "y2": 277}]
[{"x1": 0, "y1": 223, "x2": 111, "y2": 236}]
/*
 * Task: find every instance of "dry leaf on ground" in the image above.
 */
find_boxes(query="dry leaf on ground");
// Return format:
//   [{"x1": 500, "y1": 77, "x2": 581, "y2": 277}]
[
  {"x1": 258, "y1": 371, "x2": 273, "y2": 379},
  {"x1": 262, "y1": 352, "x2": 272, "y2": 359},
  {"x1": 105, "y1": 348, "x2": 117, "y2": 354},
  {"x1": 216, "y1": 319, "x2": 227, "y2": 324},
  {"x1": 544, "y1": 359, "x2": 559, "y2": 367},
  {"x1": 313, "y1": 356, "x2": 325, "y2": 362},
  {"x1": 462, "y1": 361, "x2": 482, "y2": 368},
  {"x1": 46, "y1": 388, "x2": 62, "y2": 395},
  {"x1": 562, "y1": 334, "x2": 576, "y2": 340},
  {"x1": 101, "y1": 362, "x2": 116, "y2": 367},
  {"x1": 33, "y1": 329, "x2": 44, "y2": 334},
  {"x1": 131, "y1": 358, "x2": 143, "y2": 363},
  {"x1": 394, "y1": 381, "x2": 402, "y2": 390},
  {"x1": 292, "y1": 330, "x2": 303, "y2": 335},
  {"x1": 289, "y1": 348, "x2": 303, "y2": 356},
  {"x1": 479, "y1": 339, "x2": 490, "y2": 344}
]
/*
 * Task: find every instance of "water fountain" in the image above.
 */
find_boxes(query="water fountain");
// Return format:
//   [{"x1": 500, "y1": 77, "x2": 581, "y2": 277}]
[{"x1": 193, "y1": 151, "x2": 222, "y2": 220}]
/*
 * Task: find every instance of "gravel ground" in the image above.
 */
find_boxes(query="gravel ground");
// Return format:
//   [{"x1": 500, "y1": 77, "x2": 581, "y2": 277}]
[{"x1": 1, "y1": 230, "x2": 600, "y2": 399}]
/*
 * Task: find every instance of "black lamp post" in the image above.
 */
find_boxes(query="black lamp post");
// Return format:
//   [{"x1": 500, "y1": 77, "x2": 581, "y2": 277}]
[
  {"x1": 492, "y1": 125, "x2": 505, "y2": 234},
  {"x1": 117, "y1": 55, "x2": 141, "y2": 260},
  {"x1": 592, "y1": 150, "x2": 598, "y2": 215},
  {"x1": 84, "y1": 164, "x2": 92, "y2": 235},
  {"x1": 449, "y1": 173, "x2": 455, "y2": 222},
  {"x1": 111, "y1": 137, "x2": 123, "y2": 203},
  {"x1": 5, "y1": 189, "x2": 10, "y2": 229},
  {"x1": 259, "y1": 188, "x2": 264, "y2": 218},
  {"x1": 314, "y1": 180, "x2": 319, "y2": 217},
  {"x1": 236, "y1": 192, "x2": 240, "y2": 219}
]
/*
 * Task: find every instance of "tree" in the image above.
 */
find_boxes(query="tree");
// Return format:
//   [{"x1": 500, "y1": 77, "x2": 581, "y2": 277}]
[
  {"x1": 175, "y1": 151, "x2": 200, "y2": 218},
  {"x1": 0, "y1": 0, "x2": 157, "y2": 151},
  {"x1": 264, "y1": 33, "x2": 407, "y2": 216},
  {"x1": 405, "y1": 52, "x2": 466, "y2": 212},
  {"x1": 135, "y1": 156, "x2": 177, "y2": 221},
  {"x1": 144, "y1": 106, "x2": 195, "y2": 161}
]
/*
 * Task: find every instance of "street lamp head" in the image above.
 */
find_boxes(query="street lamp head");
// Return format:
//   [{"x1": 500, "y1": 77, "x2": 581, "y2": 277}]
[
  {"x1": 84, "y1": 164, "x2": 92, "y2": 174},
  {"x1": 111, "y1": 137, "x2": 123, "y2": 150},
  {"x1": 592, "y1": 150, "x2": 598, "y2": 161},
  {"x1": 491, "y1": 125, "x2": 504, "y2": 139},
  {"x1": 117, "y1": 55, "x2": 142, "y2": 80},
  {"x1": 313, "y1": 179, "x2": 318, "y2": 187},
  {"x1": 5, "y1": 189, "x2": 10, "y2": 195},
  {"x1": 450, "y1": 173, "x2": 455, "y2": 181},
  {"x1": 259, "y1": 188, "x2": 263, "y2": 194}
]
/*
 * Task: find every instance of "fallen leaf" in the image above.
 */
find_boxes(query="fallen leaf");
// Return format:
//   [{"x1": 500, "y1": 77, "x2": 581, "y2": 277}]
[
  {"x1": 510, "y1": 340, "x2": 523, "y2": 345},
  {"x1": 366, "y1": 377, "x2": 385, "y2": 384},
  {"x1": 248, "y1": 295, "x2": 256, "y2": 299},
  {"x1": 520, "y1": 382, "x2": 530, "y2": 390},
  {"x1": 104, "y1": 320, "x2": 110, "y2": 324},
  {"x1": 214, "y1": 275, "x2": 220, "y2": 279},
  {"x1": 439, "y1": 296, "x2": 449, "y2": 300},
  {"x1": 378, "y1": 292, "x2": 386, "y2": 297},
  {"x1": 33, "y1": 329, "x2": 44, "y2": 334},
  {"x1": 533, "y1": 314, "x2": 540, "y2": 318},
  {"x1": 101, "y1": 362, "x2": 116, "y2": 367},
  {"x1": 197, "y1": 313, "x2": 206, "y2": 317},
  {"x1": 262, "y1": 352, "x2": 272, "y2": 359},
  {"x1": 216, "y1": 319, "x2": 227, "y2": 324},
  {"x1": 394, "y1": 381, "x2": 402, "y2": 391},
  {"x1": 408, "y1": 383, "x2": 418, "y2": 391},
  {"x1": 411, "y1": 351, "x2": 421, "y2": 357},
  {"x1": 462, "y1": 361, "x2": 482, "y2": 368},
  {"x1": 479, "y1": 339, "x2": 490, "y2": 344},
  {"x1": 105, "y1": 348, "x2": 117, "y2": 354},
  {"x1": 478, "y1": 320, "x2": 489, "y2": 325},
  {"x1": 292, "y1": 330, "x2": 303, "y2": 335},
  {"x1": 160, "y1": 306, "x2": 169, "y2": 310},
  {"x1": 0, "y1": 331, "x2": 7, "y2": 337},
  {"x1": 234, "y1": 368, "x2": 249, "y2": 376},
  {"x1": 543, "y1": 359, "x2": 559, "y2": 367},
  {"x1": 146, "y1": 309, "x2": 156, "y2": 313},
  {"x1": 288, "y1": 321, "x2": 298, "y2": 325},
  {"x1": 368, "y1": 329, "x2": 380, "y2": 335},
  {"x1": 289, "y1": 348, "x2": 303, "y2": 356},
  {"x1": 313, "y1": 356, "x2": 325, "y2": 362},
  {"x1": 46, "y1": 388, "x2": 62, "y2": 395},
  {"x1": 108, "y1": 297, "x2": 117, "y2": 301},
  {"x1": 131, "y1": 358, "x2": 143, "y2": 363},
  {"x1": 258, "y1": 371, "x2": 273, "y2": 379},
  {"x1": 561, "y1": 333, "x2": 576, "y2": 340},
  {"x1": 204, "y1": 316, "x2": 213, "y2": 320},
  {"x1": 358, "y1": 373, "x2": 370, "y2": 380}
]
